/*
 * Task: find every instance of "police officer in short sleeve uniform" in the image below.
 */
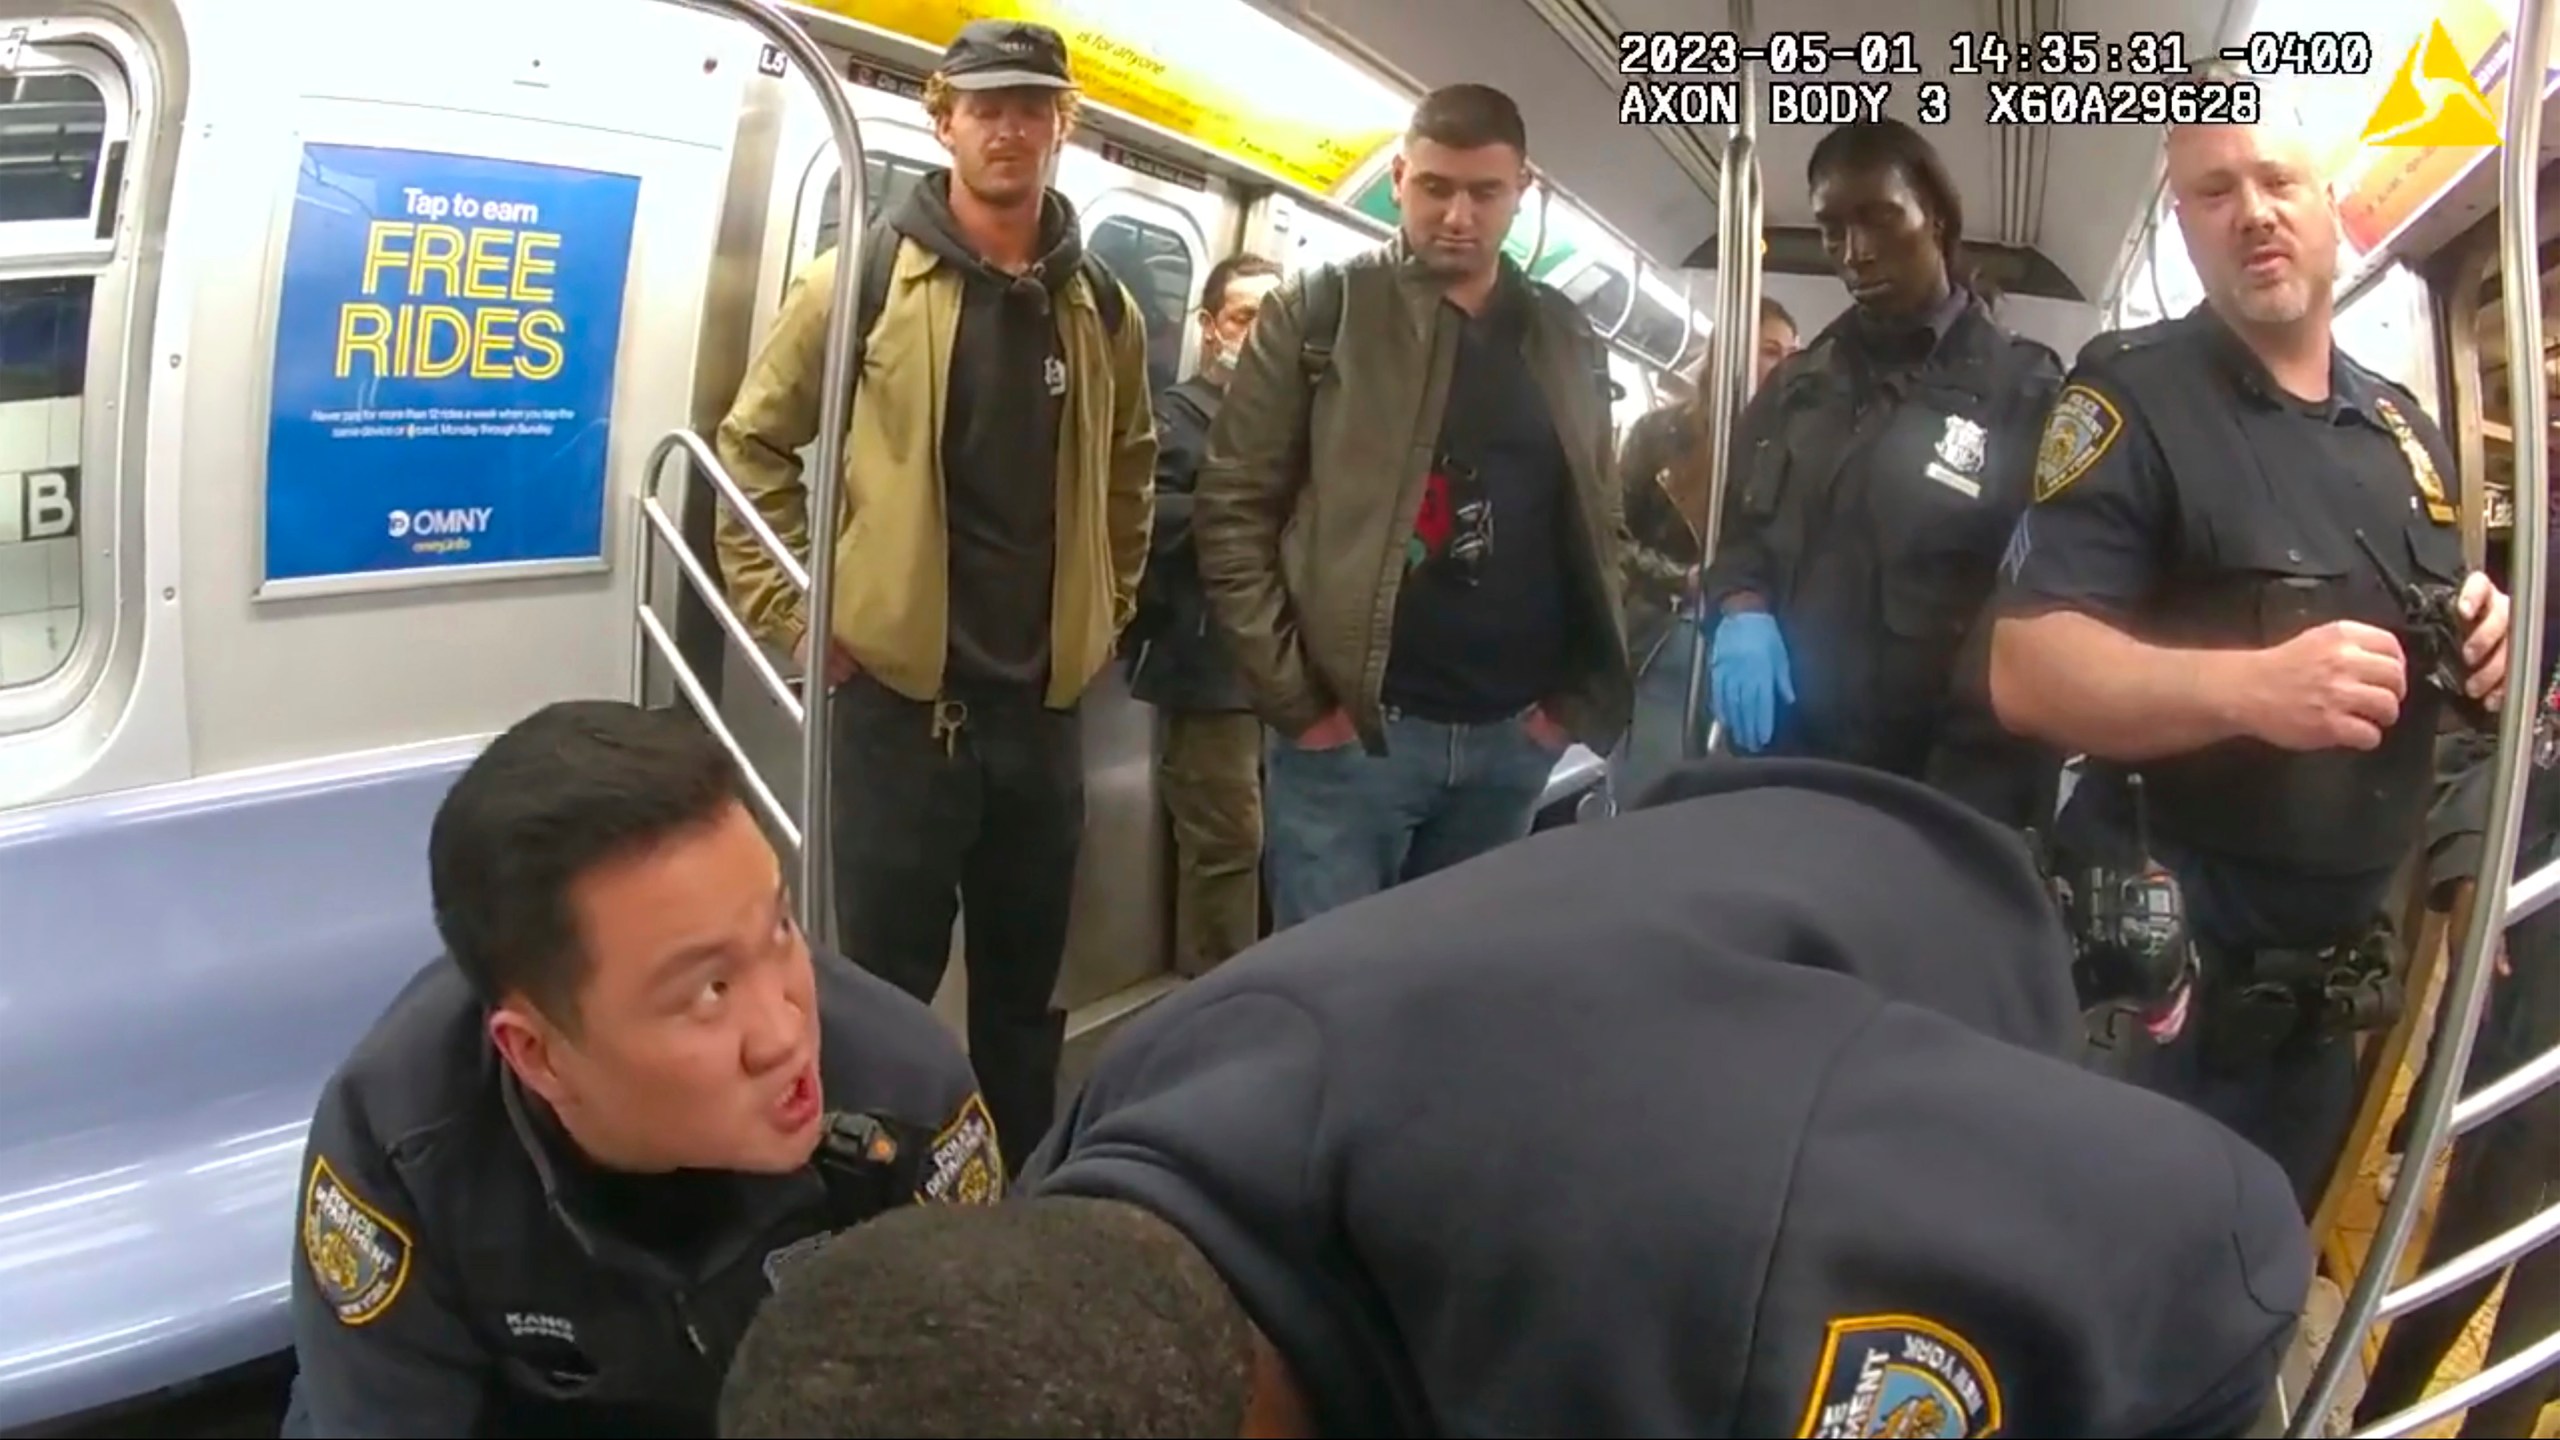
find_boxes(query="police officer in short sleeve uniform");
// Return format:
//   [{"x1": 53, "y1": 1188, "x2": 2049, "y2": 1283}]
[{"x1": 1991, "y1": 304, "x2": 2498, "y2": 1206}]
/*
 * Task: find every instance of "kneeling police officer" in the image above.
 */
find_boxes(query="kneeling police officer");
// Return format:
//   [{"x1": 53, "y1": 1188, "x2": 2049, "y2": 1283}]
[
  {"x1": 1987, "y1": 105, "x2": 2511, "y2": 1207},
  {"x1": 283, "y1": 701, "x2": 1000, "y2": 1438},
  {"x1": 718, "y1": 758, "x2": 2311, "y2": 1438}
]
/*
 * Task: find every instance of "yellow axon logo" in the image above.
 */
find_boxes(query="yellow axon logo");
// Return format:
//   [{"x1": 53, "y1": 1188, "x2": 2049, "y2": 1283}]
[{"x1": 2362, "y1": 18, "x2": 2501, "y2": 148}]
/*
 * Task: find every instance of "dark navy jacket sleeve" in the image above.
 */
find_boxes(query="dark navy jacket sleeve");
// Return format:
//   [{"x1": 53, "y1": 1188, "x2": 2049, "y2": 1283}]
[
  {"x1": 1736, "y1": 1003, "x2": 2311, "y2": 1438},
  {"x1": 1148, "y1": 386, "x2": 1211, "y2": 567},
  {"x1": 811, "y1": 954, "x2": 1002, "y2": 1206},
  {"x1": 1698, "y1": 374, "x2": 1794, "y2": 612},
  {"x1": 1995, "y1": 370, "x2": 2176, "y2": 621},
  {"x1": 283, "y1": 1075, "x2": 491, "y2": 1439}
]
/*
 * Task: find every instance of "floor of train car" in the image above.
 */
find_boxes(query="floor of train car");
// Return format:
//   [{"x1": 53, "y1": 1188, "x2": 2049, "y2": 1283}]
[{"x1": 2309, "y1": 1022, "x2": 2560, "y2": 1438}]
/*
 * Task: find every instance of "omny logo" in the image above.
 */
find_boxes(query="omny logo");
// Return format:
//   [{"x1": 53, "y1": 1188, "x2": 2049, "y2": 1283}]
[
  {"x1": 387, "y1": 505, "x2": 494, "y2": 556},
  {"x1": 0, "y1": 467, "x2": 80, "y2": 546}
]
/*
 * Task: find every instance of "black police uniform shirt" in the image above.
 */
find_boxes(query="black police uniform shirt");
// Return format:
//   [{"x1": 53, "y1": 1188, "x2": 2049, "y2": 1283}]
[
  {"x1": 1019, "y1": 757, "x2": 2312, "y2": 1437},
  {"x1": 283, "y1": 953, "x2": 997, "y2": 1439},
  {"x1": 1702, "y1": 289, "x2": 2064, "y2": 780},
  {"x1": 1997, "y1": 305, "x2": 2469, "y2": 913}
]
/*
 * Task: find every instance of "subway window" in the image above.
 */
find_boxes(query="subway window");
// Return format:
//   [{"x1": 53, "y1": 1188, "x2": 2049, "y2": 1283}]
[
  {"x1": 0, "y1": 278, "x2": 88, "y2": 688},
  {"x1": 1086, "y1": 214, "x2": 1191, "y2": 395},
  {"x1": 810, "y1": 155, "x2": 938, "y2": 258},
  {"x1": 1562, "y1": 263, "x2": 1633, "y2": 338},
  {"x1": 2, "y1": 45, "x2": 126, "y2": 697},
  {"x1": 1, "y1": 69, "x2": 112, "y2": 223}
]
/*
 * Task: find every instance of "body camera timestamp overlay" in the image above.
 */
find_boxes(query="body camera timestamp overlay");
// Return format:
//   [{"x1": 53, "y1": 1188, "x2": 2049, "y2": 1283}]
[{"x1": 1615, "y1": 28, "x2": 1939, "y2": 126}]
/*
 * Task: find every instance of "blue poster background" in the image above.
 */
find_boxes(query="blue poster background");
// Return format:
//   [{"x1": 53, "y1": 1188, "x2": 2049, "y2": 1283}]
[{"x1": 263, "y1": 142, "x2": 641, "y2": 584}]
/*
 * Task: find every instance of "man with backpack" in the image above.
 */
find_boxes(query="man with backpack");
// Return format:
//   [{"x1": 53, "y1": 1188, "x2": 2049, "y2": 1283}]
[
  {"x1": 712, "y1": 18, "x2": 1155, "y2": 1170},
  {"x1": 1125, "y1": 251, "x2": 1286, "y2": 977},
  {"x1": 1194, "y1": 84, "x2": 1631, "y2": 929}
]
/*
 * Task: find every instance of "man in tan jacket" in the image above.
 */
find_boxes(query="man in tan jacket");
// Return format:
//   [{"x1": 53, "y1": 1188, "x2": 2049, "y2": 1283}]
[{"x1": 712, "y1": 19, "x2": 1154, "y2": 1168}]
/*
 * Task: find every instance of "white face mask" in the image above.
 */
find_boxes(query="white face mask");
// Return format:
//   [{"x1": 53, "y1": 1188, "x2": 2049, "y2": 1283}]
[{"x1": 1199, "y1": 341, "x2": 1238, "y2": 383}]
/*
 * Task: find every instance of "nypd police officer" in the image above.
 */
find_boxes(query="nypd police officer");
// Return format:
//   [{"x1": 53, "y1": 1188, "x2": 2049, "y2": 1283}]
[
  {"x1": 283, "y1": 701, "x2": 1001, "y2": 1437},
  {"x1": 1702, "y1": 119, "x2": 2062, "y2": 826},
  {"x1": 1987, "y1": 102, "x2": 2512, "y2": 1208},
  {"x1": 715, "y1": 759, "x2": 2311, "y2": 1438}
]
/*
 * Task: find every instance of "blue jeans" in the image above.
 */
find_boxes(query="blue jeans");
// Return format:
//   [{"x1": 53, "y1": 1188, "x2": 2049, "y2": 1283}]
[
  {"x1": 1263, "y1": 708, "x2": 1562, "y2": 929},
  {"x1": 1614, "y1": 614, "x2": 1701, "y2": 806}
]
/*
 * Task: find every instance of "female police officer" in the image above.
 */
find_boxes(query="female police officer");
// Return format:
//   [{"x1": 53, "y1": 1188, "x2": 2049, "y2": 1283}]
[{"x1": 1702, "y1": 119, "x2": 2063, "y2": 826}]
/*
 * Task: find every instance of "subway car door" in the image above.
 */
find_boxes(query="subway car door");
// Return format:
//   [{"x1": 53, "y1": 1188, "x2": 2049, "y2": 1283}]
[{"x1": 1043, "y1": 138, "x2": 1228, "y2": 1059}]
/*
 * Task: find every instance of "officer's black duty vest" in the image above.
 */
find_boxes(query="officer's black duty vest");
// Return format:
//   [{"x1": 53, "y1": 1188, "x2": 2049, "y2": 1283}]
[
  {"x1": 2092, "y1": 316, "x2": 2468, "y2": 877},
  {"x1": 1731, "y1": 301, "x2": 2061, "y2": 790}
]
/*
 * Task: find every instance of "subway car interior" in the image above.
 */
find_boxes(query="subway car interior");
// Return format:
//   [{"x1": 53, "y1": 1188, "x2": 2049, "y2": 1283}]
[{"x1": 4, "y1": 0, "x2": 2560, "y2": 1433}]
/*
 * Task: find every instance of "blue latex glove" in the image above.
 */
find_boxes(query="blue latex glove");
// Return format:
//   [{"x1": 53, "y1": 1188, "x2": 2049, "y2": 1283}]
[{"x1": 1710, "y1": 609, "x2": 1794, "y2": 753}]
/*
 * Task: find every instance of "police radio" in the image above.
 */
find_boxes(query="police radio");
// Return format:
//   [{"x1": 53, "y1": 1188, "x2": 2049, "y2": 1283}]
[
  {"x1": 2048, "y1": 775, "x2": 2197, "y2": 1015},
  {"x1": 2353, "y1": 529, "x2": 2494, "y2": 731}
]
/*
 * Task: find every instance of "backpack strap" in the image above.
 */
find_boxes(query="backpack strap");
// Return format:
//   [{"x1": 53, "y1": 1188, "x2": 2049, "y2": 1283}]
[
  {"x1": 1078, "y1": 251, "x2": 1127, "y2": 337},
  {"x1": 851, "y1": 218, "x2": 901, "y2": 368},
  {"x1": 1299, "y1": 262, "x2": 1347, "y2": 382}
]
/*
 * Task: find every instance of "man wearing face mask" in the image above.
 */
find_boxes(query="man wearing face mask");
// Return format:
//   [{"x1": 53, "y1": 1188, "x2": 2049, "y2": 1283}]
[
  {"x1": 1987, "y1": 89, "x2": 2514, "y2": 1209},
  {"x1": 1701, "y1": 119, "x2": 2064, "y2": 832},
  {"x1": 281, "y1": 702, "x2": 994, "y2": 1439},
  {"x1": 1195, "y1": 84, "x2": 1631, "y2": 929},
  {"x1": 1125, "y1": 252, "x2": 1286, "y2": 976},
  {"x1": 713, "y1": 20, "x2": 1155, "y2": 1168}
]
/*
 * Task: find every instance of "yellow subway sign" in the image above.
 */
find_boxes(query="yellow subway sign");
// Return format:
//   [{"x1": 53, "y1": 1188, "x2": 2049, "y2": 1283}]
[{"x1": 806, "y1": 0, "x2": 1401, "y2": 194}]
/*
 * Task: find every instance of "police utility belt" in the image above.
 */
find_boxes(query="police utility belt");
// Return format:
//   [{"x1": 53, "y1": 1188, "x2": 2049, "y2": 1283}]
[{"x1": 2195, "y1": 918, "x2": 2402, "y2": 1072}]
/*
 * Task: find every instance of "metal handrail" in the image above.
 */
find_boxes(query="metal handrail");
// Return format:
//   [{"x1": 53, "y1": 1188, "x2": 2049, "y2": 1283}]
[
  {"x1": 638, "y1": 436, "x2": 806, "y2": 727},
  {"x1": 2290, "y1": 1, "x2": 2554, "y2": 1430},
  {"x1": 1683, "y1": 60, "x2": 1760, "y2": 761},
  {"x1": 630, "y1": 0, "x2": 867, "y2": 948}
]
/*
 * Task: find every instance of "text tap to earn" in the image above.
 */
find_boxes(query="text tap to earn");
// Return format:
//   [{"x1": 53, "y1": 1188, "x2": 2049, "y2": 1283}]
[
  {"x1": 1611, "y1": 30, "x2": 2363, "y2": 126},
  {"x1": 336, "y1": 186, "x2": 567, "y2": 383}
]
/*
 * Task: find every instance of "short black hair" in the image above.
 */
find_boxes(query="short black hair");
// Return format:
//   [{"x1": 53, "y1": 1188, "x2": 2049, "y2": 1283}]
[
  {"x1": 1199, "y1": 251, "x2": 1282, "y2": 316},
  {"x1": 718, "y1": 1197, "x2": 1256, "y2": 1437},
  {"x1": 1807, "y1": 118, "x2": 1974, "y2": 291},
  {"x1": 1760, "y1": 295, "x2": 1797, "y2": 334},
  {"x1": 1407, "y1": 82, "x2": 1528, "y2": 155},
  {"x1": 428, "y1": 700, "x2": 746, "y2": 1024}
]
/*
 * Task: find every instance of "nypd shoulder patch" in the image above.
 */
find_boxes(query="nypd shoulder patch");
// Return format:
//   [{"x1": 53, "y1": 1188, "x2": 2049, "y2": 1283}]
[
  {"x1": 302, "y1": 1156, "x2": 414, "y2": 1327},
  {"x1": 2033, "y1": 383, "x2": 2123, "y2": 504},
  {"x1": 1795, "y1": 1314, "x2": 2002, "y2": 1438},
  {"x1": 919, "y1": 1092, "x2": 1004, "y2": 1206}
]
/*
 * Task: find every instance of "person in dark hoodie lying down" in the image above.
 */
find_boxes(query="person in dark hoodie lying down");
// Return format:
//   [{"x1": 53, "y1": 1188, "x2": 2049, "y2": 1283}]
[{"x1": 714, "y1": 758, "x2": 2314, "y2": 1438}]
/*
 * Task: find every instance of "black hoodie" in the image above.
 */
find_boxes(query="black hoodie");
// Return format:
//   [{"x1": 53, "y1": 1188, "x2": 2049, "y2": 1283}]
[
  {"x1": 891, "y1": 172, "x2": 1087, "y2": 692},
  {"x1": 1022, "y1": 758, "x2": 2310, "y2": 1437}
]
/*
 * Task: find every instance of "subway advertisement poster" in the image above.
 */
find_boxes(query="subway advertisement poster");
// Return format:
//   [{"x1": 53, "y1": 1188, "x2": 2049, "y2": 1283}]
[{"x1": 261, "y1": 142, "x2": 642, "y2": 588}]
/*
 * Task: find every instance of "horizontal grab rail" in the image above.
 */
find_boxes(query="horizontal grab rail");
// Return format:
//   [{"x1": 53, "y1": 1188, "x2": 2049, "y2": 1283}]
[
  {"x1": 637, "y1": 494, "x2": 804, "y2": 728},
  {"x1": 643, "y1": 428, "x2": 811, "y2": 598},
  {"x1": 637, "y1": 605, "x2": 800, "y2": 851}
]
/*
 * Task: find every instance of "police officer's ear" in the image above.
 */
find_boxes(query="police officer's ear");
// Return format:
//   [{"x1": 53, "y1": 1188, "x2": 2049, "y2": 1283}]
[{"x1": 486, "y1": 1004, "x2": 575, "y2": 1110}]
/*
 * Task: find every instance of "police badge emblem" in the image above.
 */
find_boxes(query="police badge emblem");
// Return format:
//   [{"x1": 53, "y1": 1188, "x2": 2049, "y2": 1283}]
[
  {"x1": 1796, "y1": 1314, "x2": 2002, "y2": 1438},
  {"x1": 302, "y1": 1156, "x2": 414, "y2": 1326},
  {"x1": 1935, "y1": 414, "x2": 1987, "y2": 474},
  {"x1": 920, "y1": 1093, "x2": 1004, "y2": 1206},
  {"x1": 2034, "y1": 384, "x2": 2123, "y2": 504},
  {"x1": 2371, "y1": 396, "x2": 2456, "y2": 525}
]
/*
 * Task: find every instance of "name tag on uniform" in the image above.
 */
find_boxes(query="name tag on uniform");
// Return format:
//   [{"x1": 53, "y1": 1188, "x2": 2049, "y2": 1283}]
[{"x1": 1924, "y1": 413, "x2": 1987, "y2": 499}]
